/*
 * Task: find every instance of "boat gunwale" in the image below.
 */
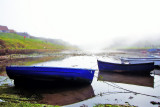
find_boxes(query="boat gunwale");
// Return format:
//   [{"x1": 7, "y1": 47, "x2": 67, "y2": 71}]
[
  {"x1": 121, "y1": 57, "x2": 160, "y2": 61},
  {"x1": 97, "y1": 60, "x2": 154, "y2": 66},
  {"x1": 6, "y1": 66, "x2": 96, "y2": 71}
]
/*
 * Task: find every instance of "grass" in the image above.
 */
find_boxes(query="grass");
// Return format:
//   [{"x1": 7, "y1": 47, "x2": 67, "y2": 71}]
[
  {"x1": 0, "y1": 84, "x2": 60, "y2": 107},
  {"x1": 94, "y1": 103, "x2": 137, "y2": 107},
  {"x1": 0, "y1": 33, "x2": 66, "y2": 49},
  {"x1": 0, "y1": 102, "x2": 59, "y2": 107}
]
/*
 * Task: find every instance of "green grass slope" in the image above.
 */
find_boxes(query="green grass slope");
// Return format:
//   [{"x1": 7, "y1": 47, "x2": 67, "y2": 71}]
[{"x1": 0, "y1": 33, "x2": 66, "y2": 49}]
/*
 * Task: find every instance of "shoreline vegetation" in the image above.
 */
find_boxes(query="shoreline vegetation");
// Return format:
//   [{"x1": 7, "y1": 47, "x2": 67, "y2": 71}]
[{"x1": 0, "y1": 33, "x2": 76, "y2": 56}]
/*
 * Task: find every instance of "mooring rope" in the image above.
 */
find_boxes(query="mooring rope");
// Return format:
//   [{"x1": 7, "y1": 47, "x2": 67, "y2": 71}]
[
  {"x1": 94, "y1": 74, "x2": 160, "y2": 99},
  {"x1": 105, "y1": 81, "x2": 160, "y2": 98}
]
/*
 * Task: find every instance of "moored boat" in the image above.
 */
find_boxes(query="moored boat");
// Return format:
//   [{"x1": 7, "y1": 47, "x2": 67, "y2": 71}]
[
  {"x1": 97, "y1": 60, "x2": 154, "y2": 75},
  {"x1": 6, "y1": 66, "x2": 95, "y2": 86},
  {"x1": 120, "y1": 57, "x2": 160, "y2": 68},
  {"x1": 121, "y1": 57, "x2": 160, "y2": 60}
]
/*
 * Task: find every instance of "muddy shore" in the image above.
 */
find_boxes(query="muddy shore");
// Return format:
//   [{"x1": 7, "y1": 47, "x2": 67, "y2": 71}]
[{"x1": 0, "y1": 49, "x2": 63, "y2": 56}]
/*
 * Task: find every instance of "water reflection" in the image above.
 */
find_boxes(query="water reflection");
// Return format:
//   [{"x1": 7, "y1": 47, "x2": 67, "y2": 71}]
[
  {"x1": 38, "y1": 85, "x2": 94, "y2": 106},
  {"x1": 1, "y1": 54, "x2": 160, "y2": 107},
  {"x1": 0, "y1": 55, "x2": 66, "y2": 75},
  {"x1": 98, "y1": 72, "x2": 154, "y2": 88},
  {"x1": 10, "y1": 82, "x2": 94, "y2": 106},
  {"x1": 0, "y1": 75, "x2": 94, "y2": 106},
  {"x1": 33, "y1": 56, "x2": 97, "y2": 69}
]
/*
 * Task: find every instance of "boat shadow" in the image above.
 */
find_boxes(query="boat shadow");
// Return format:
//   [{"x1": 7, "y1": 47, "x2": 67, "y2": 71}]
[
  {"x1": 11, "y1": 80, "x2": 95, "y2": 106},
  {"x1": 13, "y1": 78, "x2": 92, "y2": 88},
  {"x1": 98, "y1": 71, "x2": 154, "y2": 88}
]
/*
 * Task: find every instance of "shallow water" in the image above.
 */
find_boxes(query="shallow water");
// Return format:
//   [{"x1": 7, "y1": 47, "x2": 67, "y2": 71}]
[
  {"x1": 1, "y1": 51, "x2": 160, "y2": 107},
  {"x1": 33, "y1": 55, "x2": 160, "y2": 107}
]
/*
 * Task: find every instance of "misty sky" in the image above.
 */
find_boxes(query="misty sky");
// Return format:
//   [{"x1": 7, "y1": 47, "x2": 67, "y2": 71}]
[{"x1": 0, "y1": 0, "x2": 160, "y2": 49}]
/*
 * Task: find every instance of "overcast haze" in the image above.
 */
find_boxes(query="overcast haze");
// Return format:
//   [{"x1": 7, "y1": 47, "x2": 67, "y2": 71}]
[{"x1": 0, "y1": 0, "x2": 160, "y2": 49}]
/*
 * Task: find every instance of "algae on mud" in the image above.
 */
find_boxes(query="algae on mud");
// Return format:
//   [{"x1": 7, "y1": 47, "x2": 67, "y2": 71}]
[
  {"x1": 94, "y1": 103, "x2": 137, "y2": 107},
  {"x1": 0, "y1": 102, "x2": 59, "y2": 107},
  {"x1": 0, "y1": 79, "x2": 61, "y2": 107},
  {"x1": 0, "y1": 55, "x2": 66, "y2": 107}
]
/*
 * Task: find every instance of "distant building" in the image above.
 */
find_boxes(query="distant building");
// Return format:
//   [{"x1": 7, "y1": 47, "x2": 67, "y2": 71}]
[
  {"x1": 0, "y1": 25, "x2": 31, "y2": 38},
  {"x1": 0, "y1": 25, "x2": 9, "y2": 33}
]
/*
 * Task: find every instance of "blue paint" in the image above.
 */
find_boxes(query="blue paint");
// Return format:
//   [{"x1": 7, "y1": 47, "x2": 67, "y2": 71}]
[
  {"x1": 97, "y1": 60, "x2": 154, "y2": 75},
  {"x1": 6, "y1": 66, "x2": 95, "y2": 84}
]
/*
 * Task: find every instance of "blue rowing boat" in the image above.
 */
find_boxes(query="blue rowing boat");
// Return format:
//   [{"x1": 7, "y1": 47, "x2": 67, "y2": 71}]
[
  {"x1": 97, "y1": 60, "x2": 154, "y2": 75},
  {"x1": 6, "y1": 66, "x2": 95, "y2": 86}
]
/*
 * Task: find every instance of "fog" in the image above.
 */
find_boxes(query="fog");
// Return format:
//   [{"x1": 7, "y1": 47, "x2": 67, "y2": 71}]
[{"x1": 0, "y1": 0, "x2": 160, "y2": 50}]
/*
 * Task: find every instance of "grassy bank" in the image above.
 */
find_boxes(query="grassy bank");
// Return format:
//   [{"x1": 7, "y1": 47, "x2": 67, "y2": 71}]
[
  {"x1": 0, "y1": 80, "x2": 60, "y2": 107},
  {"x1": 94, "y1": 104, "x2": 137, "y2": 107},
  {"x1": 0, "y1": 102, "x2": 59, "y2": 107},
  {"x1": 0, "y1": 33, "x2": 66, "y2": 50}
]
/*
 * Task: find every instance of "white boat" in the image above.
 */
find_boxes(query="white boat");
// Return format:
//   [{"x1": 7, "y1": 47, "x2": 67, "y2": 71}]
[
  {"x1": 121, "y1": 57, "x2": 160, "y2": 60},
  {"x1": 120, "y1": 57, "x2": 160, "y2": 67}
]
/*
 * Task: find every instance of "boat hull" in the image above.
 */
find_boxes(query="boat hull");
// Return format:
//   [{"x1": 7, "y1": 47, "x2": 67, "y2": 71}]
[
  {"x1": 6, "y1": 66, "x2": 95, "y2": 85},
  {"x1": 121, "y1": 58, "x2": 160, "y2": 67},
  {"x1": 121, "y1": 57, "x2": 160, "y2": 60},
  {"x1": 97, "y1": 60, "x2": 154, "y2": 75},
  {"x1": 127, "y1": 60, "x2": 160, "y2": 67}
]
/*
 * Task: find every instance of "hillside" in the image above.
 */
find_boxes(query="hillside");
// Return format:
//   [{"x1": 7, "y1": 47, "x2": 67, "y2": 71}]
[{"x1": 0, "y1": 33, "x2": 70, "y2": 50}]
